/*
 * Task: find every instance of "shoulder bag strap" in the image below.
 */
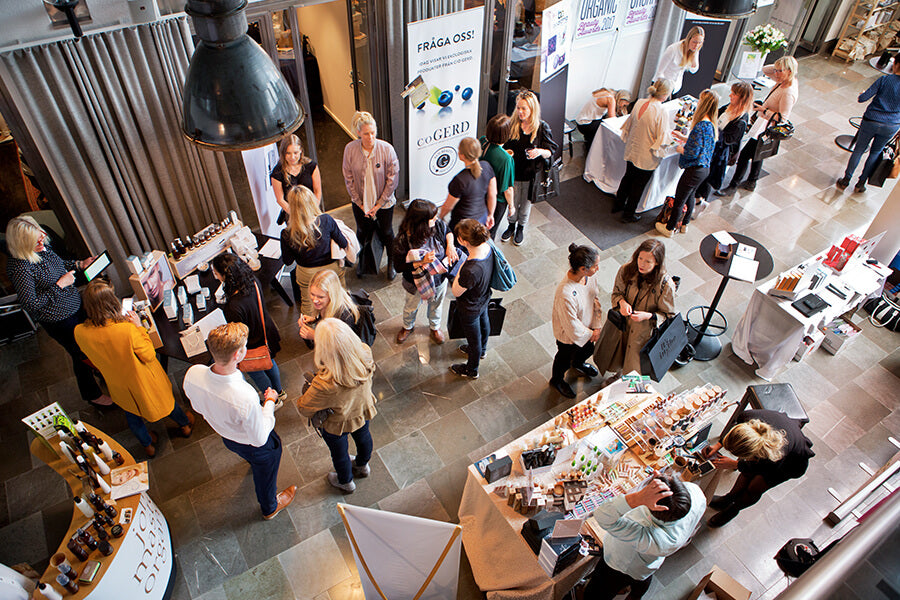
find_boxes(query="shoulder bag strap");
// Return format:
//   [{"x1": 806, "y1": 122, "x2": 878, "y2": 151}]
[{"x1": 254, "y1": 282, "x2": 269, "y2": 349}]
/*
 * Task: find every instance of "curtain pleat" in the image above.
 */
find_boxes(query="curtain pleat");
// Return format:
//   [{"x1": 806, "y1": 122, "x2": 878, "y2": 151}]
[{"x1": 0, "y1": 17, "x2": 237, "y2": 287}]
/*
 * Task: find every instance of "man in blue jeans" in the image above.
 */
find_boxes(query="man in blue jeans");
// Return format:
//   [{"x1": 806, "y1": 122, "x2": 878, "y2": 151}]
[
  {"x1": 184, "y1": 323, "x2": 296, "y2": 520},
  {"x1": 837, "y1": 58, "x2": 900, "y2": 193}
]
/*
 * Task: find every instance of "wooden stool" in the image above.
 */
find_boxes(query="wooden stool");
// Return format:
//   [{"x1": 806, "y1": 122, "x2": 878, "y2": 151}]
[{"x1": 723, "y1": 383, "x2": 809, "y2": 434}]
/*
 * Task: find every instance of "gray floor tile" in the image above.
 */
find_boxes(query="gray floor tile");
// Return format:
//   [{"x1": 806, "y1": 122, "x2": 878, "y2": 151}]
[
  {"x1": 176, "y1": 528, "x2": 248, "y2": 597},
  {"x1": 376, "y1": 389, "x2": 441, "y2": 438},
  {"x1": 5, "y1": 465, "x2": 68, "y2": 522},
  {"x1": 377, "y1": 430, "x2": 444, "y2": 489},
  {"x1": 377, "y1": 479, "x2": 451, "y2": 522},
  {"x1": 150, "y1": 441, "x2": 213, "y2": 503},
  {"x1": 462, "y1": 390, "x2": 526, "y2": 442},
  {"x1": 421, "y1": 409, "x2": 485, "y2": 465}
]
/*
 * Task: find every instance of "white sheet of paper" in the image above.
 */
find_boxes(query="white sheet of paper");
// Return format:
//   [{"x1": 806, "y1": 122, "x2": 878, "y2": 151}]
[
  {"x1": 550, "y1": 518, "x2": 585, "y2": 541},
  {"x1": 729, "y1": 256, "x2": 759, "y2": 283},
  {"x1": 259, "y1": 239, "x2": 281, "y2": 259},
  {"x1": 713, "y1": 231, "x2": 737, "y2": 245},
  {"x1": 735, "y1": 243, "x2": 756, "y2": 259},
  {"x1": 194, "y1": 308, "x2": 227, "y2": 339}
]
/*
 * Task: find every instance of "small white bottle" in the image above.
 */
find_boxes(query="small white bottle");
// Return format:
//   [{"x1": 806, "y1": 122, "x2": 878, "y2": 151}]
[
  {"x1": 57, "y1": 442, "x2": 76, "y2": 465},
  {"x1": 74, "y1": 496, "x2": 94, "y2": 519},
  {"x1": 92, "y1": 452, "x2": 111, "y2": 476},
  {"x1": 36, "y1": 583, "x2": 63, "y2": 600},
  {"x1": 98, "y1": 440, "x2": 114, "y2": 461},
  {"x1": 94, "y1": 473, "x2": 112, "y2": 495}
]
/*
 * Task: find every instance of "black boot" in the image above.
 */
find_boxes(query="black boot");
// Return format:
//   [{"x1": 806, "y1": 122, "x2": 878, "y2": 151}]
[{"x1": 386, "y1": 257, "x2": 396, "y2": 281}]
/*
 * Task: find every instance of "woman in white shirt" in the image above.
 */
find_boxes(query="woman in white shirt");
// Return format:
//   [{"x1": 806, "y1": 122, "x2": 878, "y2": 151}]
[
  {"x1": 653, "y1": 26, "x2": 704, "y2": 95},
  {"x1": 576, "y1": 89, "x2": 632, "y2": 152},
  {"x1": 613, "y1": 79, "x2": 674, "y2": 222},
  {"x1": 549, "y1": 243, "x2": 603, "y2": 399}
]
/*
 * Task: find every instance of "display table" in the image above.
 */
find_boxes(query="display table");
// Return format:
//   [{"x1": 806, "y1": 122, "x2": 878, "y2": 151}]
[
  {"x1": 688, "y1": 233, "x2": 773, "y2": 361},
  {"x1": 732, "y1": 253, "x2": 888, "y2": 380},
  {"x1": 458, "y1": 379, "x2": 730, "y2": 600},
  {"x1": 582, "y1": 99, "x2": 682, "y2": 215},
  {"x1": 30, "y1": 424, "x2": 174, "y2": 600},
  {"x1": 153, "y1": 232, "x2": 288, "y2": 366}
]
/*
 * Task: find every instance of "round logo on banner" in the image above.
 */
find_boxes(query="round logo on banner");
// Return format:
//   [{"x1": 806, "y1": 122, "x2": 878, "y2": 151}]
[{"x1": 429, "y1": 146, "x2": 458, "y2": 176}]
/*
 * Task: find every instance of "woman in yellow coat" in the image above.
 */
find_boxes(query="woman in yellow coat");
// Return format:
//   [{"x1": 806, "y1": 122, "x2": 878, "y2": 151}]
[
  {"x1": 74, "y1": 280, "x2": 193, "y2": 457},
  {"x1": 594, "y1": 240, "x2": 676, "y2": 377}
]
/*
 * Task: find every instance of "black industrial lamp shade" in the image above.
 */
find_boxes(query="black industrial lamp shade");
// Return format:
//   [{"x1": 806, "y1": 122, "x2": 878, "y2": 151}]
[
  {"x1": 672, "y1": 0, "x2": 757, "y2": 18},
  {"x1": 182, "y1": 0, "x2": 303, "y2": 150}
]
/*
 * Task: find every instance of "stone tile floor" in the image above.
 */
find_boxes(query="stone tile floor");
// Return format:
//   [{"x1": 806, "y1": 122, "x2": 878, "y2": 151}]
[{"x1": 1, "y1": 53, "x2": 899, "y2": 599}]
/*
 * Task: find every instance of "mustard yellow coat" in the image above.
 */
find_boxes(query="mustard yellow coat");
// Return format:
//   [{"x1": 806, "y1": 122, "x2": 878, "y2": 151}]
[{"x1": 74, "y1": 321, "x2": 175, "y2": 422}]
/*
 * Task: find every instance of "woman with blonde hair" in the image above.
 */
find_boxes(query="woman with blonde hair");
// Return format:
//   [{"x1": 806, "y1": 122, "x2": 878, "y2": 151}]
[
  {"x1": 270, "y1": 133, "x2": 322, "y2": 223},
  {"x1": 279, "y1": 185, "x2": 349, "y2": 316},
  {"x1": 656, "y1": 89, "x2": 718, "y2": 237},
  {"x1": 75, "y1": 280, "x2": 194, "y2": 457},
  {"x1": 501, "y1": 90, "x2": 559, "y2": 246},
  {"x1": 725, "y1": 55, "x2": 799, "y2": 193},
  {"x1": 576, "y1": 89, "x2": 632, "y2": 152},
  {"x1": 703, "y1": 409, "x2": 814, "y2": 527},
  {"x1": 297, "y1": 269, "x2": 365, "y2": 345},
  {"x1": 296, "y1": 318, "x2": 377, "y2": 493},
  {"x1": 696, "y1": 81, "x2": 754, "y2": 203},
  {"x1": 341, "y1": 110, "x2": 400, "y2": 280},
  {"x1": 438, "y1": 137, "x2": 497, "y2": 233},
  {"x1": 654, "y1": 26, "x2": 705, "y2": 95},
  {"x1": 5, "y1": 215, "x2": 111, "y2": 408},
  {"x1": 614, "y1": 79, "x2": 674, "y2": 222}
]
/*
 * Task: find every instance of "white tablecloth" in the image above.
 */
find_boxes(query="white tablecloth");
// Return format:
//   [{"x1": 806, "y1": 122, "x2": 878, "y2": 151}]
[
  {"x1": 582, "y1": 99, "x2": 682, "y2": 215},
  {"x1": 732, "y1": 255, "x2": 888, "y2": 380}
]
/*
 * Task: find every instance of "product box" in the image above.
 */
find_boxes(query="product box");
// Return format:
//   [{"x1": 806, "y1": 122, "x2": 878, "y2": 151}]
[
  {"x1": 820, "y1": 315, "x2": 861, "y2": 355},
  {"x1": 793, "y1": 328, "x2": 825, "y2": 362},
  {"x1": 684, "y1": 566, "x2": 751, "y2": 600}
]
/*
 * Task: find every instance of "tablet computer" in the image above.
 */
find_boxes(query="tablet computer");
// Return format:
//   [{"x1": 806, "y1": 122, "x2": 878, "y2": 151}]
[{"x1": 83, "y1": 251, "x2": 111, "y2": 282}]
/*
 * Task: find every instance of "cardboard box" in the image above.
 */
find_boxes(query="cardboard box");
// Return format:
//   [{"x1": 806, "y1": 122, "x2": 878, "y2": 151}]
[
  {"x1": 685, "y1": 566, "x2": 751, "y2": 600},
  {"x1": 820, "y1": 316, "x2": 861, "y2": 355}
]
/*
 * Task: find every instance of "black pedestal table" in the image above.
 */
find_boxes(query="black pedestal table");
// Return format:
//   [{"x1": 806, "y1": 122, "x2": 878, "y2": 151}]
[{"x1": 690, "y1": 233, "x2": 773, "y2": 361}]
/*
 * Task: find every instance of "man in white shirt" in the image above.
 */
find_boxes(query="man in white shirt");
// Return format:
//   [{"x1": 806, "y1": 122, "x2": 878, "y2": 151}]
[
  {"x1": 183, "y1": 323, "x2": 296, "y2": 520},
  {"x1": 583, "y1": 473, "x2": 706, "y2": 599}
]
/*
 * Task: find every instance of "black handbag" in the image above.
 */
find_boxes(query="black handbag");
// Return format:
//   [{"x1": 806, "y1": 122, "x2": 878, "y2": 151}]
[
  {"x1": 606, "y1": 308, "x2": 626, "y2": 331},
  {"x1": 447, "y1": 298, "x2": 506, "y2": 339},
  {"x1": 753, "y1": 132, "x2": 781, "y2": 161},
  {"x1": 639, "y1": 313, "x2": 688, "y2": 382},
  {"x1": 532, "y1": 157, "x2": 561, "y2": 203},
  {"x1": 867, "y1": 139, "x2": 897, "y2": 187},
  {"x1": 356, "y1": 230, "x2": 384, "y2": 276},
  {"x1": 864, "y1": 293, "x2": 900, "y2": 331}
]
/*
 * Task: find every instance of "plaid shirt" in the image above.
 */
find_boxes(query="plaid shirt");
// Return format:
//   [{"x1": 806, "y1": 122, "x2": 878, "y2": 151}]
[{"x1": 406, "y1": 249, "x2": 448, "y2": 300}]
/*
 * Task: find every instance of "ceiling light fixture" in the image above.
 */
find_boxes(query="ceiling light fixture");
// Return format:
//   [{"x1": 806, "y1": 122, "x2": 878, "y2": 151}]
[
  {"x1": 181, "y1": 0, "x2": 303, "y2": 150},
  {"x1": 672, "y1": 0, "x2": 757, "y2": 19}
]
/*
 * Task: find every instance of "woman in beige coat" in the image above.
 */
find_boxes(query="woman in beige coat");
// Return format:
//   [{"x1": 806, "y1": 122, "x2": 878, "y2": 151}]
[
  {"x1": 74, "y1": 280, "x2": 193, "y2": 457},
  {"x1": 594, "y1": 240, "x2": 676, "y2": 376},
  {"x1": 296, "y1": 318, "x2": 377, "y2": 494}
]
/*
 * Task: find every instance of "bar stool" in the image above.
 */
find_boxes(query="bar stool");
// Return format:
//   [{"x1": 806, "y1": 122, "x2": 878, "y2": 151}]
[
  {"x1": 722, "y1": 383, "x2": 809, "y2": 435},
  {"x1": 835, "y1": 116, "x2": 865, "y2": 153}
]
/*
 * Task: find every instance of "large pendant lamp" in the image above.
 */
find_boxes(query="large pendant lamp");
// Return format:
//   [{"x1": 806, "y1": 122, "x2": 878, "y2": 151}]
[
  {"x1": 182, "y1": 0, "x2": 303, "y2": 150},
  {"x1": 671, "y1": 0, "x2": 757, "y2": 18}
]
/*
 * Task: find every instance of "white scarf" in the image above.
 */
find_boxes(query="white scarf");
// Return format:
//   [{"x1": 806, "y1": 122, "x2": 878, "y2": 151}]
[{"x1": 363, "y1": 146, "x2": 377, "y2": 213}]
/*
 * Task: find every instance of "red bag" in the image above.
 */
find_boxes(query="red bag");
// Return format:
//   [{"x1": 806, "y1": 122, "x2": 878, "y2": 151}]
[{"x1": 238, "y1": 283, "x2": 273, "y2": 373}]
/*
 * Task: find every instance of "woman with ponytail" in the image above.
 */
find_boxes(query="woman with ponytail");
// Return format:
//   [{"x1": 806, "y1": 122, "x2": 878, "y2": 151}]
[
  {"x1": 703, "y1": 409, "x2": 814, "y2": 527},
  {"x1": 439, "y1": 137, "x2": 497, "y2": 234}
]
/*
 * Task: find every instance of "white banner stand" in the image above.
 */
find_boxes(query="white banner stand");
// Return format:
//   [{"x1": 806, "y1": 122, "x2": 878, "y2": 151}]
[{"x1": 338, "y1": 503, "x2": 462, "y2": 600}]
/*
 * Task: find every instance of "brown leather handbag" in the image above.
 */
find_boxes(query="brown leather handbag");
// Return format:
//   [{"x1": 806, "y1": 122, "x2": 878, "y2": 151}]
[{"x1": 238, "y1": 283, "x2": 273, "y2": 373}]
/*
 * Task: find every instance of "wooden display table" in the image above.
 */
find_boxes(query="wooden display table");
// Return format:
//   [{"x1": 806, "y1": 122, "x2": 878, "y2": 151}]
[{"x1": 30, "y1": 424, "x2": 175, "y2": 600}]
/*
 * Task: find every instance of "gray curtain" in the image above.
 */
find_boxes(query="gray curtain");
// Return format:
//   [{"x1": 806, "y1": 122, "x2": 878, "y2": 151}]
[
  {"x1": 406, "y1": 0, "x2": 465, "y2": 22},
  {"x1": 637, "y1": 2, "x2": 687, "y2": 99},
  {"x1": 0, "y1": 17, "x2": 237, "y2": 287}
]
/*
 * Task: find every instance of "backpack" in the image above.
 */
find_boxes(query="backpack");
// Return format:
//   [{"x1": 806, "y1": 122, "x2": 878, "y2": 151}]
[
  {"x1": 349, "y1": 289, "x2": 376, "y2": 346},
  {"x1": 488, "y1": 240, "x2": 517, "y2": 292}
]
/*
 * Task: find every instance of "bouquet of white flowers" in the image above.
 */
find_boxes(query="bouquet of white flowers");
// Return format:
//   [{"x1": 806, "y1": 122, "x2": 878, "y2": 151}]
[{"x1": 743, "y1": 25, "x2": 788, "y2": 54}]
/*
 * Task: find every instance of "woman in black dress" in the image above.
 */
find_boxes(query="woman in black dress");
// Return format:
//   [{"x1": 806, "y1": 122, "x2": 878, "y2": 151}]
[
  {"x1": 271, "y1": 134, "x2": 323, "y2": 221},
  {"x1": 449, "y1": 219, "x2": 494, "y2": 379},
  {"x1": 438, "y1": 137, "x2": 497, "y2": 234},
  {"x1": 704, "y1": 409, "x2": 814, "y2": 527},
  {"x1": 211, "y1": 253, "x2": 285, "y2": 407}
]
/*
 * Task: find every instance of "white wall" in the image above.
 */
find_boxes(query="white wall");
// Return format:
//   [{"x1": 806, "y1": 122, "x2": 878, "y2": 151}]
[
  {"x1": 565, "y1": 7, "x2": 655, "y2": 120},
  {"x1": 296, "y1": 1, "x2": 357, "y2": 136},
  {"x1": 826, "y1": 0, "x2": 856, "y2": 43}
]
